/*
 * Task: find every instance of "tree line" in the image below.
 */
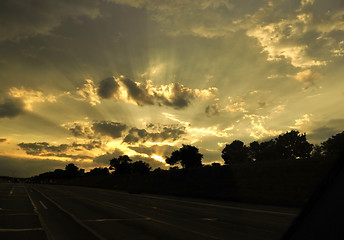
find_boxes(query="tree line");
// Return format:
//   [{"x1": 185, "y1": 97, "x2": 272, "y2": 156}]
[{"x1": 30, "y1": 130, "x2": 344, "y2": 182}]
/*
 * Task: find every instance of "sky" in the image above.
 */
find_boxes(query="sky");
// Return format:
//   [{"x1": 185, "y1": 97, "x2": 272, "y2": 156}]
[{"x1": 0, "y1": 0, "x2": 343, "y2": 177}]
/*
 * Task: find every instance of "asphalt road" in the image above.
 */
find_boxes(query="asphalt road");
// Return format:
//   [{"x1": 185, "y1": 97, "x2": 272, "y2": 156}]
[{"x1": 0, "y1": 183, "x2": 300, "y2": 240}]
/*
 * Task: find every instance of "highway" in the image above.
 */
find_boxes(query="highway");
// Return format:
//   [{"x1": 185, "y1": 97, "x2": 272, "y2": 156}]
[{"x1": 0, "y1": 183, "x2": 300, "y2": 240}]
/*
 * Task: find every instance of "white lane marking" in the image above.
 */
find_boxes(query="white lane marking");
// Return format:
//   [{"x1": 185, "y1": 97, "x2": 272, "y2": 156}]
[
  {"x1": 201, "y1": 218, "x2": 217, "y2": 221},
  {"x1": 24, "y1": 187, "x2": 53, "y2": 240},
  {"x1": 0, "y1": 228, "x2": 43, "y2": 232},
  {"x1": 39, "y1": 201, "x2": 48, "y2": 210},
  {"x1": 9, "y1": 187, "x2": 14, "y2": 196},
  {"x1": 26, "y1": 188, "x2": 38, "y2": 211}
]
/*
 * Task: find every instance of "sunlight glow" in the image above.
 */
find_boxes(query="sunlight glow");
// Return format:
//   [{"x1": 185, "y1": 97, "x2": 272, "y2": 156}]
[{"x1": 151, "y1": 154, "x2": 165, "y2": 163}]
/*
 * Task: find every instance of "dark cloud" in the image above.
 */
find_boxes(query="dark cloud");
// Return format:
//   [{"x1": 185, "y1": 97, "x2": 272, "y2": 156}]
[
  {"x1": 97, "y1": 77, "x2": 120, "y2": 99},
  {"x1": 0, "y1": 138, "x2": 6, "y2": 143},
  {"x1": 120, "y1": 78, "x2": 154, "y2": 106},
  {"x1": 0, "y1": 97, "x2": 25, "y2": 118},
  {"x1": 93, "y1": 149, "x2": 124, "y2": 165},
  {"x1": 308, "y1": 119, "x2": 344, "y2": 143},
  {"x1": 205, "y1": 103, "x2": 220, "y2": 117},
  {"x1": 67, "y1": 124, "x2": 94, "y2": 138},
  {"x1": 0, "y1": 0, "x2": 100, "y2": 42},
  {"x1": 148, "y1": 127, "x2": 186, "y2": 142},
  {"x1": 129, "y1": 144, "x2": 177, "y2": 157},
  {"x1": 123, "y1": 126, "x2": 186, "y2": 144},
  {"x1": 92, "y1": 121, "x2": 127, "y2": 139},
  {"x1": 18, "y1": 141, "x2": 101, "y2": 159},
  {"x1": 71, "y1": 141, "x2": 102, "y2": 151},
  {"x1": 123, "y1": 128, "x2": 149, "y2": 144},
  {"x1": 159, "y1": 83, "x2": 194, "y2": 109},
  {"x1": 18, "y1": 142, "x2": 51, "y2": 155},
  {"x1": 308, "y1": 127, "x2": 339, "y2": 143},
  {"x1": 93, "y1": 77, "x2": 216, "y2": 109},
  {"x1": 257, "y1": 101, "x2": 266, "y2": 108}
]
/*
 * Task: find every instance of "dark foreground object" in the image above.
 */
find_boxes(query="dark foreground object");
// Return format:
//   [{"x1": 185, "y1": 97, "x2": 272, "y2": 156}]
[
  {"x1": 283, "y1": 151, "x2": 344, "y2": 239},
  {"x1": 0, "y1": 183, "x2": 299, "y2": 240}
]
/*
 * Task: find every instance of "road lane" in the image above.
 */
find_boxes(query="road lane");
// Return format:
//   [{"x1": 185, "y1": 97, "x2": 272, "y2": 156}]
[
  {"x1": 0, "y1": 183, "x2": 47, "y2": 240},
  {"x1": 27, "y1": 184, "x2": 299, "y2": 240},
  {"x1": 28, "y1": 185, "x2": 100, "y2": 240}
]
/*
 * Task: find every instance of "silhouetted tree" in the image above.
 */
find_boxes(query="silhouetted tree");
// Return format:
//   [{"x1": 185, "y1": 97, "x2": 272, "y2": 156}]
[
  {"x1": 248, "y1": 141, "x2": 261, "y2": 161},
  {"x1": 255, "y1": 139, "x2": 280, "y2": 161},
  {"x1": 88, "y1": 167, "x2": 110, "y2": 176},
  {"x1": 222, "y1": 140, "x2": 249, "y2": 164},
  {"x1": 275, "y1": 130, "x2": 313, "y2": 160},
  {"x1": 248, "y1": 130, "x2": 313, "y2": 161},
  {"x1": 131, "y1": 161, "x2": 151, "y2": 175},
  {"x1": 110, "y1": 155, "x2": 132, "y2": 174},
  {"x1": 211, "y1": 162, "x2": 222, "y2": 168},
  {"x1": 311, "y1": 144, "x2": 324, "y2": 161},
  {"x1": 321, "y1": 131, "x2": 344, "y2": 161},
  {"x1": 166, "y1": 144, "x2": 203, "y2": 168},
  {"x1": 248, "y1": 140, "x2": 278, "y2": 161},
  {"x1": 65, "y1": 163, "x2": 79, "y2": 178},
  {"x1": 53, "y1": 169, "x2": 65, "y2": 179}
]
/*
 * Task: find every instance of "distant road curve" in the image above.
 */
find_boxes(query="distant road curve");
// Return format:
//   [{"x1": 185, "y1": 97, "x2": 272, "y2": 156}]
[{"x1": 0, "y1": 183, "x2": 299, "y2": 240}]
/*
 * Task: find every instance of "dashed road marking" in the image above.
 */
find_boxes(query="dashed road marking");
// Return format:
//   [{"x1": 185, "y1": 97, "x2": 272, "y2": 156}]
[
  {"x1": 201, "y1": 218, "x2": 218, "y2": 221},
  {"x1": 39, "y1": 201, "x2": 48, "y2": 210}
]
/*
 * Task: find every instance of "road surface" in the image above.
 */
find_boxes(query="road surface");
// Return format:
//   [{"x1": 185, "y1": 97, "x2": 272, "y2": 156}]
[{"x1": 0, "y1": 183, "x2": 299, "y2": 240}]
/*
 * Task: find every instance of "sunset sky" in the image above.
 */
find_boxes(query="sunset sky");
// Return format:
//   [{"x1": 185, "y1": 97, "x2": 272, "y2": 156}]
[{"x1": 1, "y1": 0, "x2": 343, "y2": 177}]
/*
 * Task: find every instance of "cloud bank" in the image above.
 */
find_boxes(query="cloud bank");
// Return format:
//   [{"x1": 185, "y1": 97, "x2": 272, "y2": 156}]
[
  {"x1": 77, "y1": 77, "x2": 217, "y2": 109},
  {"x1": 18, "y1": 141, "x2": 101, "y2": 159}
]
